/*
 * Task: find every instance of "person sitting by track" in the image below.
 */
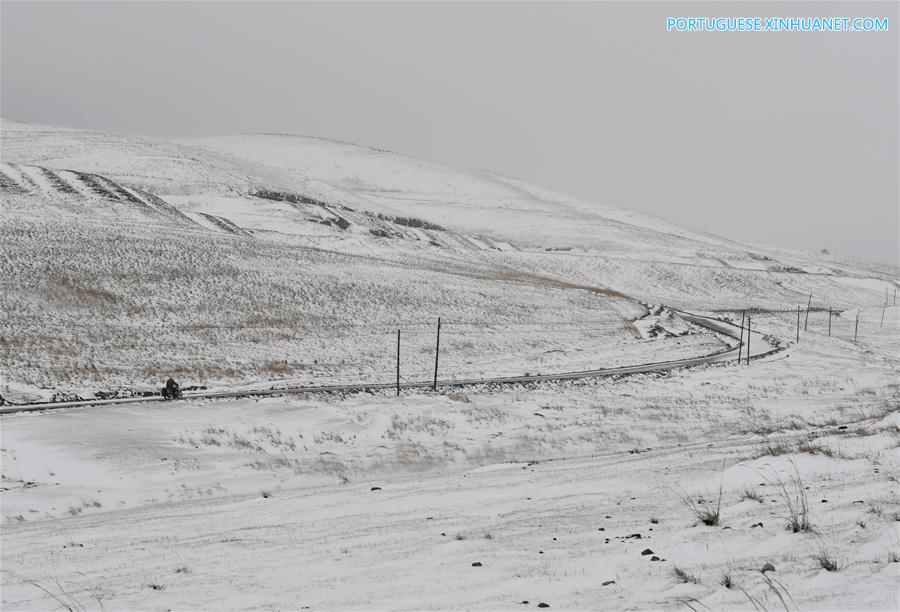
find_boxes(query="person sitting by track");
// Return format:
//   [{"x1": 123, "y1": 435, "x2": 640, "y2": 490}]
[{"x1": 162, "y1": 377, "x2": 182, "y2": 400}]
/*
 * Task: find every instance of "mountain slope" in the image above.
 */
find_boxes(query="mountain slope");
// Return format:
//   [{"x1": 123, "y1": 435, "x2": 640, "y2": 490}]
[{"x1": 1, "y1": 118, "x2": 896, "y2": 399}]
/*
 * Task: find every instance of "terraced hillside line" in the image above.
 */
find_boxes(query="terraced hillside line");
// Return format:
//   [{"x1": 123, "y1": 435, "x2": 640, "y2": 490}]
[
  {"x1": 0, "y1": 164, "x2": 40, "y2": 192},
  {"x1": 36, "y1": 167, "x2": 80, "y2": 196},
  {"x1": 130, "y1": 187, "x2": 203, "y2": 227},
  {"x1": 0, "y1": 170, "x2": 26, "y2": 194},
  {"x1": 75, "y1": 171, "x2": 122, "y2": 200},
  {"x1": 196, "y1": 212, "x2": 253, "y2": 236}
]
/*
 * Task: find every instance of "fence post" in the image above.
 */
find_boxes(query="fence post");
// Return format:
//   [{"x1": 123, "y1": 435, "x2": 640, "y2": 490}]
[
  {"x1": 854, "y1": 310, "x2": 859, "y2": 341},
  {"x1": 433, "y1": 317, "x2": 441, "y2": 391},
  {"x1": 738, "y1": 311, "x2": 745, "y2": 361},
  {"x1": 804, "y1": 293, "x2": 811, "y2": 331},
  {"x1": 828, "y1": 307, "x2": 832, "y2": 336},
  {"x1": 746, "y1": 316, "x2": 751, "y2": 365},
  {"x1": 396, "y1": 329, "x2": 401, "y2": 396},
  {"x1": 881, "y1": 302, "x2": 886, "y2": 328},
  {"x1": 796, "y1": 305, "x2": 800, "y2": 342}
]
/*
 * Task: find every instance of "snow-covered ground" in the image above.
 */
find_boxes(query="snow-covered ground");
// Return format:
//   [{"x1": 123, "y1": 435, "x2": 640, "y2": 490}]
[
  {"x1": 1, "y1": 119, "x2": 898, "y2": 609},
  {"x1": 2, "y1": 307, "x2": 898, "y2": 610}
]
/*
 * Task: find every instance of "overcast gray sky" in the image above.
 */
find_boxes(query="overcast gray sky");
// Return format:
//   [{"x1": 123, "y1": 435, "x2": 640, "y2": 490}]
[{"x1": 2, "y1": 1, "x2": 897, "y2": 264}]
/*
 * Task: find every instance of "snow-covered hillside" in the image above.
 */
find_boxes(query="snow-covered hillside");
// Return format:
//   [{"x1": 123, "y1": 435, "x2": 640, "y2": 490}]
[{"x1": 1, "y1": 118, "x2": 896, "y2": 401}]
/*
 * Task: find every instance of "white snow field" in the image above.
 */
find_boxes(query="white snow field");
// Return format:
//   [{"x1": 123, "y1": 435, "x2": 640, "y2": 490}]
[{"x1": 1, "y1": 118, "x2": 899, "y2": 610}]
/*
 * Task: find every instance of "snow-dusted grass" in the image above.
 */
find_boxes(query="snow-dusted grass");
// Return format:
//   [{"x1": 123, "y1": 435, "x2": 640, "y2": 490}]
[{"x1": 2, "y1": 194, "x2": 656, "y2": 399}]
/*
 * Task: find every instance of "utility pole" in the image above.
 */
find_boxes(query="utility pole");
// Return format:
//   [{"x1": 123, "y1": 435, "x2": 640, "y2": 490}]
[
  {"x1": 828, "y1": 307, "x2": 832, "y2": 337},
  {"x1": 746, "y1": 316, "x2": 751, "y2": 365},
  {"x1": 738, "y1": 311, "x2": 745, "y2": 361},
  {"x1": 854, "y1": 310, "x2": 859, "y2": 341},
  {"x1": 433, "y1": 317, "x2": 441, "y2": 391},
  {"x1": 796, "y1": 305, "x2": 800, "y2": 343},
  {"x1": 396, "y1": 329, "x2": 401, "y2": 396},
  {"x1": 881, "y1": 302, "x2": 887, "y2": 328},
  {"x1": 804, "y1": 293, "x2": 812, "y2": 331}
]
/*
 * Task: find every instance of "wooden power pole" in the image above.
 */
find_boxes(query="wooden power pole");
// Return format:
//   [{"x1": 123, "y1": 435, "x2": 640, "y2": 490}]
[
  {"x1": 433, "y1": 317, "x2": 441, "y2": 391},
  {"x1": 804, "y1": 293, "x2": 812, "y2": 331},
  {"x1": 746, "y1": 316, "x2": 751, "y2": 365}
]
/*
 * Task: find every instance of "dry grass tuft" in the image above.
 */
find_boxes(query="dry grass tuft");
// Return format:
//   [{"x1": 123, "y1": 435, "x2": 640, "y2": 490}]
[
  {"x1": 762, "y1": 461, "x2": 812, "y2": 533},
  {"x1": 673, "y1": 565, "x2": 701, "y2": 584}
]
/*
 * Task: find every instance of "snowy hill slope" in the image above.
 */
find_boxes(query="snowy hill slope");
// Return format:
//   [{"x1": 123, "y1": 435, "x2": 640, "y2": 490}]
[{"x1": 1, "y1": 118, "x2": 897, "y2": 399}]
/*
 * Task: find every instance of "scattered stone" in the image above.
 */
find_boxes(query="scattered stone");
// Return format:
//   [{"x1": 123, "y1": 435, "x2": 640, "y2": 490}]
[
  {"x1": 605, "y1": 515, "x2": 612, "y2": 519},
  {"x1": 552, "y1": 537, "x2": 557, "y2": 541},
  {"x1": 602, "y1": 580, "x2": 616, "y2": 586},
  {"x1": 751, "y1": 522, "x2": 763, "y2": 528},
  {"x1": 760, "y1": 563, "x2": 776, "y2": 573},
  {"x1": 641, "y1": 548, "x2": 654, "y2": 556},
  {"x1": 539, "y1": 551, "x2": 544, "y2": 554},
  {"x1": 650, "y1": 556, "x2": 661, "y2": 561},
  {"x1": 472, "y1": 562, "x2": 482, "y2": 567},
  {"x1": 821, "y1": 499, "x2": 828, "y2": 503},
  {"x1": 520, "y1": 601, "x2": 529, "y2": 605},
  {"x1": 838, "y1": 425, "x2": 848, "y2": 430},
  {"x1": 370, "y1": 487, "x2": 382, "y2": 491},
  {"x1": 597, "y1": 527, "x2": 605, "y2": 531},
  {"x1": 538, "y1": 604, "x2": 550, "y2": 608},
  {"x1": 627, "y1": 533, "x2": 642, "y2": 539}
]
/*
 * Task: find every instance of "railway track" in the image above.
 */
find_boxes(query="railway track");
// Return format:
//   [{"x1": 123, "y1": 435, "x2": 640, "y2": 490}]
[{"x1": 0, "y1": 311, "x2": 780, "y2": 415}]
